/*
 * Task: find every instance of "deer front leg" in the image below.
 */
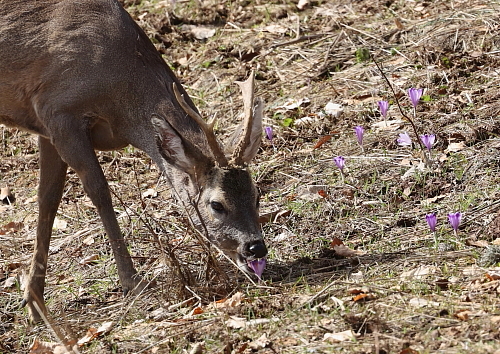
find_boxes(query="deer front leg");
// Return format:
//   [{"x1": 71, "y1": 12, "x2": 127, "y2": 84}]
[
  {"x1": 23, "y1": 137, "x2": 68, "y2": 323},
  {"x1": 46, "y1": 118, "x2": 145, "y2": 297}
]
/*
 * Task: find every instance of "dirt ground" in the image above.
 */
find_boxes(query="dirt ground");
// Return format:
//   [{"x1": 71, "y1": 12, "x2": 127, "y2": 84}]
[{"x1": 2, "y1": 0, "x2": 500, "y2": 353}]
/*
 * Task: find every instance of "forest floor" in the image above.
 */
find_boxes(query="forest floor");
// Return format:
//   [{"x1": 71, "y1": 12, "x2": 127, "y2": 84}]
[{"x1": 2, "y1": 0, "x2": 500, "y2": 353}]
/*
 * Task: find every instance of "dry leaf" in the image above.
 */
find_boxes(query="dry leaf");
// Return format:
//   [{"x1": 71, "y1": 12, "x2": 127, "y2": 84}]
[
  {"x1": 248, "y1": 333, "x2": 270, "y2": 350},
  {"x1": 77, "y1": 321, "x2": 113, "y2": 346},
  {"x1": 352, "y1": 293, "x2": 376, "y2": 302},
  {"x1": 454, "y1": 309, "x2": 471, "y2": 321},
  {"x1": 3, "y1": 276, "x2": 17, "y2": 288},
  {"x1": 142, "y1": 188, "x2": 158, "y2": 198},
  {"x1": 0, "y1": 186, "x2": 15, "y2": 204},
  {"x1": 29, "y1": 339, "x2": 74, "y2": 354},
  {"x1": 324, "y1": 102, "x2": 343, "y2": 117},
  {"x1": 297, "y1": 0, "x2": 310, "y2": 10},
  {"x1": 225, "y1": 316, "x2": 279, "y2": 329},
  {"x1": 323, "y1": 330, "x2": 358, "y2": 343},
  {"x1": 278, "y1": 97, "x2": 310, "y2": 111},
  {"x1": 79, "y1": 254, "x2": 99, "y2": 265},
  {"x1": 409, "y1": 297, "x2": 439, "y2": 308},
  {"x1": 466, "y1": 239, "x2": 489, "y2": 248},
  {"x1": 401, "y1": 266, "x2": 440, "y2": 279},
  {"x1": 189, "y1": 26, "x2": 216, "y2": 40},
  {"x1": 313, "y1": 134, "x2": 333, "y2": 149},
  {"x1": 372, "y1": 119, "x2": 404, "y2": 131},
  {"x1": 0, "y1": 221, "x2": 24, "y2": 235},
  {"x1": 82, "y1": 235, "x2": 95, "y2": 245},
  {"x1": 330, "y1": 237, "x2": 343, "y2": 248},
  {"x1": 400, "y1": 348, "x2": 419, "y2": 354},
  {"x1": 191, "y1": 307, "x2": 204, "y2": 315},
  {"x1": 445, "y1": 142, "x2": 466, "y2": 153},
  {"x1": 333, "y1": 244, "x2": 366, "y2": 257},
  {"x1": 53, "y1": 217, "x2": 67, "y2": 230}
]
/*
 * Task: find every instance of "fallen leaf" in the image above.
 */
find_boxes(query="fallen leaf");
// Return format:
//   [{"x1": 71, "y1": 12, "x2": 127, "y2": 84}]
[
  {"x1": 258, "y1": 209, "x2": 291, "y2": 224},
  {"x1": 400, "y1": 265, "x2": 440, "y2": 279},
  {"x1": 0, "y1": 221, "x2": 24, "y2": 235},
  {"x1": 214, "y1": 292, "x2": 244, "y2": 309},
  {"x1": 0, "y1": 186, "x2": 15, "y2": 204},
  {"x1": 330, "y1": 237, "x2": 343, "y2": 247},
  {"x1": 191, "y1": 307, "x2": 204, "y2": 315},
  {"x1": 225, "y1": 316, "x2": 279, "y2": 329},
  {"x1": 454, "y1": 309, "x2": 471, "y2": 321},
  {"x1": 409, "y1": 297, "x2": 440, "y2": 308},
  {"x1": 29, "y1": 339, "x2": 75, "y2": 354},
  {"x1": 352, "y1": 293, "x2": 376, "y2": 302},
  {"x1": 187, "y1": 25, "x2": 216, "y2": 40},
  {"x1": 400, "y1": 348, "x2": 419, "y2": 354},
  {"x1": 297, "y1": 0, "x2": 310, "y2": 10},
  {"x1": 79, "y1": 254, "x2": 99, "y2": 265},
  {"x1": 333, "y1": 244, "x2": 366, "y2": 257},
  {"x1": 324, "y1": 102, "x2": 343, "y2": 117},
  {"x1": 53, "y1": 217, "x2": 67, "y2": 230},
  {"x1": 142, "y1": 188, "x2": 158, "y2": 198},
  {"x1": 445, "y1": 142, "x2": 466, "y2": 153},
  {"x1": 323, "y1": 330, "x2": 358, "y2": 343},
  {"x1": 3, "y1": 276, "x2": 17, "y2": 288},
  {"x1": 372, "y1": 119, "x2": 404, "y2": 131},
  {"x1": 248, "y1": 333, "x2": 270, "y2": 350},
  {"x1": 262, "y1": 24, "x2": 289, "y2": 34},
  {"x1": 82, "y1": 235, "x2": 95, "y2": 245},
  {"x1": 466, "y1": 239, "x2": 489, "y2": 248},
  {"x1": 314, "y1": 134, "x2": 333, "y2": 149},
  {"x1": 77, "y1": 321, "x2": 113, "y2": 346},
  {"x1": 277, "y1": 97, "x2": 310, "y2": 111}
]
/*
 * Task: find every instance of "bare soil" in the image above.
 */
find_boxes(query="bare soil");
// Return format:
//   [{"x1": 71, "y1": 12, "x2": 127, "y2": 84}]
[{"x1": 2, "y1": 0, "x2": 500, "y2": 353}]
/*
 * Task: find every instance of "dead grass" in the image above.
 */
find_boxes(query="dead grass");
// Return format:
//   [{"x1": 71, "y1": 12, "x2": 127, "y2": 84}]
[{"x1": 2, "y1": 0, "x2": 500, "y2": 353}]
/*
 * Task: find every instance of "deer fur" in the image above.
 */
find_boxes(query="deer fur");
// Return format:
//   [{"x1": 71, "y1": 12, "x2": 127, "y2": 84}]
[{"x1": 0, "y1": 0, "x2": 267, "y2": 322}]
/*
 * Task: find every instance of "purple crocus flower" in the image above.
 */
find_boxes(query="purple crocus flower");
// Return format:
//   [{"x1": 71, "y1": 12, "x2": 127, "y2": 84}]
[
  {"x1": 334, "y1": 156, "x2": 345, "y2": 170},
  {"x1": 354, "y1": 126, "x2": 364, "y2": 146},
  {"x1": 408, "y1": 88, "x2": 424, "y2": 108},
  {"x1": 248, "y1": 258, "x2": 266, "y2": 280},
  {"x1": 378, "y1": 101, "x2": 389, "y2": 118},
  {"x1": 420, "y1": 134, "x2": 436, "y2": 151},
  {"x1": 426, "y1": 213, "x2": 437, "y2": 232},
  {"x1": 397, "y1": 132, "x2": 412, "y2": 146},
  {"x1": 448, "y1": 212, "x2": 462, "y2": 231},
  {"x1": 265, "y1": 126, "x2": 273, "y2": 141}
]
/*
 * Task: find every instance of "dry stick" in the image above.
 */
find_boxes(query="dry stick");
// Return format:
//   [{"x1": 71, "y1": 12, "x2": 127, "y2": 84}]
[{"x1": 370, "y1": 54, "x2": 426, "y2": 153}]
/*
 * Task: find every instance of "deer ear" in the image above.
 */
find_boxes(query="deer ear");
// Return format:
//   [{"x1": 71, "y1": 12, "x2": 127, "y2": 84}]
[
  {"x1": 152, "y1": 116, "x2": 197, "y2": 173},
  {"x1": 225, "y1": 97, "x2": 263, "y2": 163}
]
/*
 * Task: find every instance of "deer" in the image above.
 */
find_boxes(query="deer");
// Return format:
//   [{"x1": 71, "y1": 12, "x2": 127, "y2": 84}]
[{"x1": 0, "y1": 0, "x2": 267, "y2": 323}]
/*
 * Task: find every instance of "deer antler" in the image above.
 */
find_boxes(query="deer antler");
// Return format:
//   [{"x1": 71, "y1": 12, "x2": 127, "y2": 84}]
[
  {"x1": 173, "y1": 83, "x2": 228, "y2": 167},
  {"x1": 231, "y1": 71, "x2": 256, "y2": 167}
]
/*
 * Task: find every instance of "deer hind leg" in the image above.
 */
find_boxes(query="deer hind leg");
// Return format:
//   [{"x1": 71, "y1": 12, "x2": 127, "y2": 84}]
[{"x1": 23, "y1": 137, "x2": 68, "y2": 323}]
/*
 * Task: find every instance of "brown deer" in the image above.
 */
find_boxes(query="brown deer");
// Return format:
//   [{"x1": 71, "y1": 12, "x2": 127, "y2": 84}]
[{"x1": 0, "y1": 0, "x2": 267, "y2": 322}]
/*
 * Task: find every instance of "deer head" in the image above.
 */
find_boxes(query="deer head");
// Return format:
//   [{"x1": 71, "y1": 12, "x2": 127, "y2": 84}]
[{"x1": 152, "y1": 72, "x2": 267, "y2": 273}]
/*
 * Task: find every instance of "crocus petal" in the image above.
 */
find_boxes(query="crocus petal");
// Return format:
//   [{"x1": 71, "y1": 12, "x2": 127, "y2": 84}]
[
  {"x1": 265, "y1": 126, "x2": 273, "y2": 141},
  {"x1": 425, "y1": 213, "x2": 437, "y2": 232},
  {"x1": 448, "y1": 212, "x2": 462, "y2": 231},
  {"x1": 420, "y1": 134, "x2": 436, "y2": 151},
  {"x1": 408, "y1": 88, "x2": 424, "y2": 108},
  {"x1": 397, "y1": 132, "x2": 412, "y2": 146},
  {"x1": 248, "y1": 258, "x2": 266, "y2": 279},
  {"x1": 354, "y1": 126, "x2": 364, "y2": 146},
  {"x1": 334, "y1": 156, "x2": 345, "y2": 170},
  {"x1": 378, "y1": 101, "x2": 389, "y2": 118}
]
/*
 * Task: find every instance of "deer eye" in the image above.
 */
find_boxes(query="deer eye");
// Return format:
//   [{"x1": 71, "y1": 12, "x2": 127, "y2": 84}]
[{"x1": 210, "y1": 201, "x2": 225, "y2": 213}]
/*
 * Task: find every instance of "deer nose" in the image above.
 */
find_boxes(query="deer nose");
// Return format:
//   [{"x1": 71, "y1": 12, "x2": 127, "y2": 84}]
[{"x1": 249, "y1": 241, "x2": 267, "y2": 259}]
